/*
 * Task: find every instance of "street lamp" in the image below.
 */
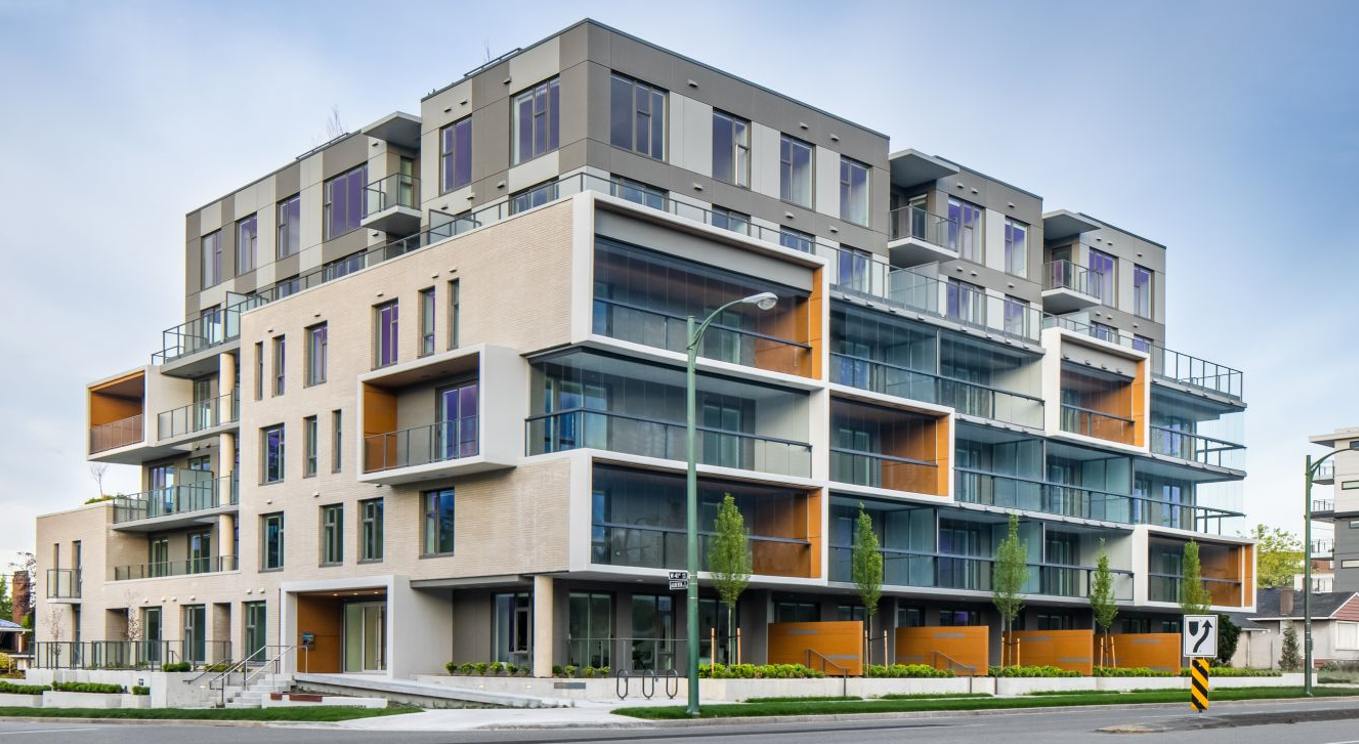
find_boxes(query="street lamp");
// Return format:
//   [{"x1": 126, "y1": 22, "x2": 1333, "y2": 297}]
[
  {"x1": 685, "y1": 291, "x2": 778, "y2": 717},
  {"x1": 1303, "y1": 439, "x2": 1359, "y2": 696}
]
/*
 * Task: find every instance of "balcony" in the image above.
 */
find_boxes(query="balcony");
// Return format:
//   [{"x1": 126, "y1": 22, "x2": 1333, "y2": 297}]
[
  {"x1": 1314, "y1": 461, "x2": 1336, "y2": 485},
  {"x1": 831, "y1": 353, "x2": 1044, "y2": 429},
  {"x1": 593, "y1": 524, "x2": 813, "y2": 579},
  {"x1": 364, "y1": 419, "x2": 479, "y2": 473},
  {"x1": 827, "y1": 547, "x2": 1133, "y2": 600},
  {"x1": 1313, "y1": 538, "x2": 1335, "y2": 556},
  {"x1": 887, "y1": 205, "x2": 959, "y2": 267},
  {"x1": 1042, "y1": 260, "x2": 1104, "y2": 314},
  {"x1": 829, "y1": 397, "x2": 949, "y2": 496},
  {"x1": 156, "y1": 386, "x2": 238, "y2": 444},
  {"x1": 1061, "y1": 404, "x2": 1135, "y2": 445},
  {"x1": 361, "y1": 173, "x2": 421, "y2": 236},
  {"x1": 834, "y1": 264, "x2": 1043, "y2": 344},
  {"x1": 1149, "y1": 426, "x2": 1245, "y2": 470},
  {"x1": 90, "y1": 413, "x2": 142, "y2": 455},
  {"x1": 45, "y1": 569, "x2": 80, "y2": 602},
  {"x1": 1148, "y1": 573, "x2": 1244, "y2": 607},
  {"x1": 111, "y1": 473, "x2": 238, "y2": 531},
  {"x1": 152, "y1": 295, "x2": 267, "y2": 373},
  {"x1": 112, "y1": 555, "x2": 238, "y2": 581}
]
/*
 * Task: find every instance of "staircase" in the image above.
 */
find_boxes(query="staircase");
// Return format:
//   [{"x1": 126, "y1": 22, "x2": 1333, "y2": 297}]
[{"x1": 223, "y1": 674, "x2": 294, "y2": 708}]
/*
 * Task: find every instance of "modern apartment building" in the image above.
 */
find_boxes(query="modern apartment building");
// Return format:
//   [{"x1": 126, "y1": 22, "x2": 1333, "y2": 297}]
[
  {"x1": 34, "y1": 19, "x2": 1252, "y2": 679},
  {"x1": 1307, "y1": 428, "x2": 1359, "y2": 594}
]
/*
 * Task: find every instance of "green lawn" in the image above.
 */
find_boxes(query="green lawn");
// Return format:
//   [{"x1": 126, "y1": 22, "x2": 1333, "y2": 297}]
[
  {"x1": 0, "y1": 705, "x2": 420, "y2": 722},
  {"x1": 614, "y1": 686, "x2": 1359, "y2": 720}
]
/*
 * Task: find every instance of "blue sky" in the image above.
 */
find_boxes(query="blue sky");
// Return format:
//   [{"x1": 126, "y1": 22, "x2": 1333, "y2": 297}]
[{"x1": 1, "y1": 0, "x2": 1356, "y2": 562}]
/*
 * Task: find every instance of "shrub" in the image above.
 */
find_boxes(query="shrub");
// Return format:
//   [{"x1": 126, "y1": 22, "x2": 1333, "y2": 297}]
[
  {"x1": 0, "y1": 653, "x2": 10, "y2": 673},
  {"x1": 161, "y1": 662, "x2": 192, "y2": 673},
  {"x1": 517, "y1": 666, "x2": 531, "y2": 676},
  {"x1": 987, "y1": 665, "x2": 1080, "y2": 678},
  {"x1": 1178, "y1": 666, "x2": 1280, "y2": 678},
  {"x1": 504, "y1": 664, "x2": 518, "y2": 675},
  {"x1": 0, "y1": 680, "x2": 50, "y2": 694},
  {"x1": 131, "y1": 685, "x2": 151, "y2": 695},
  {"x1": 699, "y1": 663, "x2": 827, "y2": 679},
  {"x1": 581, "y1": 666, "x2": 597, "y2": 678},
  {"x1": 552, "y1": 665, "x2": 565, "y2": 677},
  {"x1": 599, "y1": 666, "x2": 611, "y2": 677},
  {"x1": 1094, "y1": 666, "x2": 1173, "y2": 677},
  {"x1": 202, "y1": 662, "x2": 231, "y2": 673},
  {"x1": 457, "y1": 663, "x2": 475, "y2": 675},
  {"x1": 473, "y1": 662, "x2": 489, "y2": 676},
  {"x1": 563, "y1": 665, "x2": 578, "y2": 678},
  {"x1": 865, "y1": 664, "x2": 954, "y2": 678},
  {"x1": 52, "y1": 682, "x2": 127, "y2": 694}
]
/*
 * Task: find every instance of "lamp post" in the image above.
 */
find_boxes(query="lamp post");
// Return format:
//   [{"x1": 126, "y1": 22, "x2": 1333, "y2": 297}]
[
  {"x1": 685, "y1": 291, "x2": 778, "y2": 717},
  {"x1": 1303, "y1": 440, "x2": 1359, "y2": 696}
]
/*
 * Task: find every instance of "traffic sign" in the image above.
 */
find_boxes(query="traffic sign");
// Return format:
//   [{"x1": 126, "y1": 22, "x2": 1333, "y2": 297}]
[
  {"x1": 1189, "y1": 658, "x2": 1211, "y2": 712},
  {"x1": 668, "y1": 570, "x2": 689, "y2": 591},
  {"x1": 1182, "y1": 615, "x2": 1218, "y2": 658}
]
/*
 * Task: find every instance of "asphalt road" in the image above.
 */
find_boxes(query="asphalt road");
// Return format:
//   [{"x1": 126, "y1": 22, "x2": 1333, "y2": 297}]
[{"x1": 6, "y1": 698, "x2": 1359, "y2": 743}]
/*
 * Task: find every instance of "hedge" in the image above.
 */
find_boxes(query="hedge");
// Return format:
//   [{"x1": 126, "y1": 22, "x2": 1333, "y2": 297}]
[
  {"x1": 161, "y1": 662, "x2": 192, "y2": 672},
  {"x1": 52, "y1": 682, "x2": 127, "y2": 694},
  {"x1": 700, "y1": 663, "x2": 827, "y2": 679},
  {"x1": 131, "y1": 685, "x2": 151, "y2": 695},
  {"x1": 444, "y1": 661, "x2": 534, "y2": 676},
  {"x1": 1094, "y1": 666, "x2": 1173, "y2": 677},
  {"x1": 988, "y1": 665, "x2": 1080, "y2": 678},
  {"x1": 1178, "y1": 666, "x2": 1280, "y2": 678},
  {"x1": 865, "y1": 664, "x2": 954, "y2": 678},
  {"x1": 0, "y1": 680, "x2": 50, "y2": 694}
]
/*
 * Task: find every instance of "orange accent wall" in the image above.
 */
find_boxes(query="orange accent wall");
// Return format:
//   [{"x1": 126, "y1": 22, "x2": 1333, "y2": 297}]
[
  {"x1": 894, "y1": 626, "x2": 988, "y2": 675},
  {"x1": 806, "y1": 488, "x2": 823, "y2": 579},
  {"x1": 1111, "y1": 633, "x2": 1181, "y2": 674},
  {"x1": 1202, "y1": 544, "x2": 1245, "y2": 608},
  {"x1": 768, "y1": 621, "x2": 862, "y2": 676},
  {"x1": 89, "y1": 372, "x2": 145, "y2": 427},
  {"x1": 1006, "y1": 629, "x2": 1094, "y2": 674},
  {"x1": 809, "y1": 267, "x2": 824, "y2": 381},
  {"x1": 296, "y1": 595, "x2": 344, "y2": 674},
  {"x1": 1241, "y1": 544, "x2": 1255, "y2": 606},
  {"x1": 935, "y1": 415, "x2": 953, "y2": 497},
  {"x1": 1130, "y1": 358, "x2": 1148, "y2": 448},
  {"x1": 362, "y1": 383, "x2": 398, "y2": 472}
]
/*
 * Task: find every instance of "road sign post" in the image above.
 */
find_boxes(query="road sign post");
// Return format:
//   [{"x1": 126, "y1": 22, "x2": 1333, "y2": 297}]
[
  {"x1": 1190, "y1": 658, "x2": 1211, "y2": 712},
  {"x1": 1183, "y1": 615, "x2": 1217, "y2": 713}
]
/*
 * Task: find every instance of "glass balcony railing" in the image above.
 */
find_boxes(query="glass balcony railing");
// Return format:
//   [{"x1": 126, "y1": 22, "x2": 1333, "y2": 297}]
[
  {"x1": 1060, "y1": 404, "x2": 1135, "y2": 445},
  {"x1": 527, "y1": 410, "x2": 812, "y2": 478},
  {"x1": 827, "y1": 547, "x2": 1134, "y2": 600},
  {"x1": 363, "y1": 418, "x2": 479, "y2": 473},
  {"x1": 1044, "y1": 315, "x2": 1244, "y2": 400},
  {"x1": 1044, "y1": 259, "x2": 1104, "y2": 297},
  {"x1": 112, "y1": 472, "x2": 239, "y2": 524},
  {"x1": 830, "y1": 353, "x2": 1044, "y2": 429},
  {"x1": 1148, "y1": 572, "x2": 1243, "y2": 606},
  {"x1": 1149, "y1": 426, "x2": 1245, "y2": 469},
  {"x1": 591, "y1": 523, "x2": 813, "y2": 578},
  {"x1": 152, "y1": 295, "x2": 268, "y2": 365},
  {"x1": 1314, "y1": 462, "x2": 1335, "y2": 481},
  {"x1": 830, "y1": 448, "x2": 939, "y2": 494},
  {"x1": 45, "y1": 568, "x2": 81, "y2": 599},
  {"x1": 1313, "y1": 538, "x2": 1335, "y2": 555},
  {"x1": 156, "y1": 386, "x2": 239, "y2": 441},
  {"x1": 89, "y1": 413, "x2": 143, "y2": 453},
  {"x1": 1314, "y1": 498, "x2": 1335, "y2": 513},
  {"x1": 833, "y1": 264, "x2": 1044, "y2": 343},
  {"x1": 888, "y1": 205, "x2": 959, "y2": 250},
  {"x1": 363, "y1": 173, "x2": 419, "y2": 215},
  {"x1": 113, "y1": 555, "x2": 239, "y2": 581}
]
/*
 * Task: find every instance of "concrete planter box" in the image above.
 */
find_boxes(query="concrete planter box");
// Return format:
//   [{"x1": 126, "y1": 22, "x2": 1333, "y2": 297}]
[
  {"x1": 1095, "y1": 677, "x2": 1182, "y2": 691},
  {"x1": 120, "y1": 694, "x2": 151, "y2": 709},
  {"x1": 995, "y1": 677, "x2": 1093, "y2": 696},
  {"x1": 41, "y1": 691, "x2": 123, "y2": 709},
  {"x1": 0, "y1": 693, "x2": 43, "y2": 707}
]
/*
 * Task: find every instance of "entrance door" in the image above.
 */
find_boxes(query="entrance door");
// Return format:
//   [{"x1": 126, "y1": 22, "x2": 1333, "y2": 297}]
[
  {"x1": 183, "y1": 605, "x2": 206, "y2": 665},
  {"x1": 244, "y1": 602, "x2": 267, "y2": 662},
  {"x1": 188, "y1": 531, "x2": 212, "y2": 574},
  {"x1": 492, "y1": 592, "x2": 532, "y2": 667},
  {"x1": 436, "y1": 381, "x2": 479, "y2": 461},
  {"x1": 343, "y1": 602, "x2": 386, "y2": 672},
  {"x1": 142, "y1": 607, "x2": 162, "y2": 665}
]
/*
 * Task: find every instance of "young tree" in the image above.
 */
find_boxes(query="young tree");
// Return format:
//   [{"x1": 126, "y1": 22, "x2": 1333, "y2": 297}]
[
  {"x1": 1280, "y1": 622, "x2": 1301, "y2": 671},
  {"x1": 1250, "y1": 525, "x2": 1305, "y2": 589},
  {"x1": 89, "y1": 463, "x2": 109, "y2": 499},
  {"x1": 707, "y1": 494, "x2": 750, "y2": 661},
  {"x1": 123, "y1": 590, "x2": 143, "y2": 643},
  {"x1": 992, "y1": 514, "x2": 1028, "y2": 668},
  {"x1": 1089, "y1": 539, "x2": 1119, "y2": 666},
  {"x1": 851, "y1": 505, "x2": 883, "y2": 655},
  {"x1": 1179, "y1": 541, "x2": 1211, "y2": 615}
]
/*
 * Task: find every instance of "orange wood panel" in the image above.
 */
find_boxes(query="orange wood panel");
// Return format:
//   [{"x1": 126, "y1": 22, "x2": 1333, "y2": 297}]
[
  {"x1": 1130, "y1": 358, "x2": 1148, "y2": 447},
  {"x1": 934, "y1": 415, "x2": 952, "y2": 497},
  {"x1": 1111, "y1": 633, "x2": 1181, "y2": 674},
  {"x1": 1241, "y1": 544, "x2": 1255, "y2": 606},
  {"x1": 894, "y1": 626, "x2": 989, "y2": 675},
  {"x1": 809, "y1": 267, "x2": 824, "y2": 381},
  {"x1": 767, "y1": 620, "x2": 862, "y2": 676},
  {"x1": 296, "y1": 595, "x2": 344, "y2": 674},
  {"x1": 806, "y1": 488, "x2": 822, "y2": 580},
  {"x1": 1006, "y1": 629, "x2": 1094, "y2": 674}
]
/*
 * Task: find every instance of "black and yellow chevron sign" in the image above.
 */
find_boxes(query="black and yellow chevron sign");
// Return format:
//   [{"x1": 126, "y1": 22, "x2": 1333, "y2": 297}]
[{"x1": 1190, "y1": 658, "x2": 1210, "y2": 711}]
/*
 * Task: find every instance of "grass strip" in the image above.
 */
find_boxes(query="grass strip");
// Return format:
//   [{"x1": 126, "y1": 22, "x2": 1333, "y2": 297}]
[
  {"x1": 614, "y1": 686, "x2": 1359, "y2": 720},
  {"x1": 0, "y1": 705, "x2": 420, "y2": 722},
  {"x1": 746, "y1": 693, "x2": 988, "y2": 704}
]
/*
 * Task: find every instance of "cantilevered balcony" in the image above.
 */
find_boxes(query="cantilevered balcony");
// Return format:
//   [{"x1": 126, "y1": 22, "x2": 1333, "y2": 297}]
[
  {"x1": 1041, "y1": 260, "x2": 1104, "y2": 314},
  {"x1": 361, "y1": 173, "x2": 421, "y2": 236},
  {"x1": 887, "y1": 205, "x2": 960, "y2": 267},
  {"x1": 112, "y1": 555, "x2": 238, "y2": 581},
  {"x1": 45, "y1": 569, "x2": 80, "y2": 603},
  {"x1": 110, "y1": 472, "x2": 238, "y2": 531},
  {"x1": 1314, "y1": 461, "x2": 1336, "y2": 485},
  {"x1": 1057, "y1": 363, "x2": 1138, "y2": 447},
  {"x1": 152, "y1": 296, "x2": 267, "y2": 375},
  {"x1": 829, "y1": 397, "x2": 949, "y2": 497},
  {"x1": 1148, "y1": 538, "x2": 1250, "y2": 608},
  {"x1": 155, "y1": 386, "x2": 238, "y2": 445}
]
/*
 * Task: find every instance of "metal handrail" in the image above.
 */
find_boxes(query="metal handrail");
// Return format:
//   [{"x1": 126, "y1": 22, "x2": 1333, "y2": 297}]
[
  {"x1": 209, "y1": 644, "x2": 294, "y2": 708},
  {"x1": 805, "y1": 648, "x2": 849, "y2": 677},
  {"x1": 931, "y1": 650, "x2": 977, "y2": 675}
]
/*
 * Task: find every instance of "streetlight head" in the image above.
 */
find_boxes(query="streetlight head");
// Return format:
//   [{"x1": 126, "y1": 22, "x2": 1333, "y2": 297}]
[{"x1": 743, "y1": 292, "x2": 778, "y2": 311}]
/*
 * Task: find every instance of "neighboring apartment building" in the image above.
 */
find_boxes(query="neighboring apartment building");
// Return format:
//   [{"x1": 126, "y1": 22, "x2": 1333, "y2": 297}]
[
  {"x1": 1308, "y1": 427, "x2": 1359, "y2": 593},
  {"x1": 34, "y1": 19, "x2": 1252, "y2": 679}
]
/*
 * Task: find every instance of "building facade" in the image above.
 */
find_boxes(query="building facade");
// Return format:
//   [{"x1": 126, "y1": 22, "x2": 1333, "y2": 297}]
[
  {"x1": 36, "y1": 19, "x2": 1252, "y2": 679},
  {"x1": 1308, "y1": 427, "x2": 1359, "y2": 594}
]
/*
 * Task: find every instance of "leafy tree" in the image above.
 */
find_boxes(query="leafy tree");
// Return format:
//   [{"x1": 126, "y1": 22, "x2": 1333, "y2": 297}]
[
  {"x1": 707, "y1": 494, "x2": 750, "y2": 661},
  {"x1": 851, "y1": 506, "x2": 883, "y2": 645},
  {"x1": 1280, "y1": 622, "x2": 1301, "y2": 671},
  {"x1": 1215, "y1": 612, "x2": 1241, "y2": 666},
  {"x1": 992, "y1": 515, "x2": 1028, "y2": 667},
  {"x1": 1249, "y1": 524, "x2": 1304, "y2": 589},
  {"x1": 1089, "y1": 539, "x2": 1118, "y2": 666},
  {"x1": 1179, "y1": 541, "x2": 1211, "y2": 615}
]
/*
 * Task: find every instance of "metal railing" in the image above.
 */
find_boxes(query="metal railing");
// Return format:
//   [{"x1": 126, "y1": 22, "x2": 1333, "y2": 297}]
[
  {"x1": 591, "y1": 523, "x2": 813, "y2": 578},
  {"x1": 828, "y1": 546, "x2": 1134, "y2": 600},
  {"x1": 833, "y1": 264, "x2": 1044, "y2": 344},
  {"x1": 153, "y1": 295, "x2": 268, "y2": 365},
  {"x1": 1045, "y1": 315, "x2": 1243, "y2": 399},
  {"x1": 363, "y1": 418, "x2": 479, "y2": 473},
  {"x1": 527, "y1": 409, "x2": 813, "y2": 478},
  {"x1": 90, "y1": 414, "x2": 142, "y2": 453},
  {"x1": 363, "y1": 173, "x2": 419, "y2": 215},
  {"x1": 1313, "y1": 538, "x2": 1335, "y2": 555},
  {"x1": 112, "y1": 472, "x2": 239, "y2": 524},
  {"x1": 45, "y1": 569, "x2": 80, "y2": 599},
  {"x1": 930, "y1": 650, "x2": 977, "y2": 675},
  {"x1": 830, "y1": 448, "x2": 940, "y2": 494},
  {"x1": 566, "y1": 636, "x2": 684, "y2": 674},
  {"x1": 113, "y1": 555, "x2": 239, "y2": 581},
  {"x1": 210, "y1": 644, "x2": 294, "y2": 707},
  {"x1": 830, "y1": 353, "x2": 1045, "y2": 429},
  {"x1": 1314, "y1": 498, "x2": 1335, "y2": 513},
  {"x1": 1315, "y1": 462, "x2": 1336, "y2": 481},
  {"x1": 1060, "y1": 404, "x2": 1135, "y2": 444},
  {"x1": 157, "y1": 387, "x2": 239, "y2": 441},
  {"x1": 888, "y1": 205, "x2": 959, "y2": 250},
  {"x1": 1148, "y1": 572, "x2": 1243, "y2": 606},
  {"x1": 32, "y1": 640, "x2": 231, "y2": 670},
  {"x1": 1149, "y1": 426, "x2": 1245, "y2": 469},
  {"x1": 1044, "y1": 259, "x2": 1104, "y2": 298}
]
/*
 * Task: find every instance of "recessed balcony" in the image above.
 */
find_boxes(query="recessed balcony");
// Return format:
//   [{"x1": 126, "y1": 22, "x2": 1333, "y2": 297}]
[
  {"x1": 361, "y1": 173, "x2": 421, "y2": 236},
  {"x1": 1041, "y1": 260, "x2": 1104, "y2": 314},
  {"x1": 152, "y1": 296, "x2": 265, "y2": 375},
  {"x1": 829, "y1": 397, "x2": 950, "y2": 497},
  {"x1": 88, "y1": 369, "x2": 194, "y2": 464}
]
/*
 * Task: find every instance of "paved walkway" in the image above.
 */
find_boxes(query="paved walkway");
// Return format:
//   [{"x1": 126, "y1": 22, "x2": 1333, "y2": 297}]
[{"x1": 335, "y1": 700, "x2": 656, "y2": 732}]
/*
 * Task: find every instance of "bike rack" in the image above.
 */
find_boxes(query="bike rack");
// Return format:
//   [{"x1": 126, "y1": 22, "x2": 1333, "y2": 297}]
[
  {"x1": 640, "y1": 671, "x2": 656, "y2": 699},
  {"x1": 663, "y1": 668, "x2": 680, "y2": 700},
  {"x1": 615, "y1": 669, "x2": 630, "y2": 700}
]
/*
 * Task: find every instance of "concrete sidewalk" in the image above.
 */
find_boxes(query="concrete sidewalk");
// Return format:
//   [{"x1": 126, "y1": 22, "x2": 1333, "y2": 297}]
[{"x1": 334, "y1": 700, "x2": 655, "y2": 732}]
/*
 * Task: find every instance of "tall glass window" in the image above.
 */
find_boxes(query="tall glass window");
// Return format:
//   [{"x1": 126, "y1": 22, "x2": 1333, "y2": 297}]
[
  {"x1": 236, "y1": 215, "x2": 257, "y2": 275},
  {"x1": 262, "y1": 424, "x2": 285, "y2": 483},
  {"x1": 1004, "y1": 218, "x2": 1028, "y2": 277},
  {"x1": 272, "y1": 335, "x2": 285, "y2": 395},
  {"x1": 331, "y1": 409, "x2": 343, "y2": 473},
  {"x1": 374, "y1": 300, "x2": 399, "y2": 367},
  {"x1": 276, "y1": 194, "x2": 301, "y2": 259},
  {"x1": 1003, "y1": 297, "x2": 1029, "y2": 337},
  {"x1": 306, "y1": 323, "x2": 327, "y2": 386},
  {"x1": 838, "y1": 246, "x2": 871, "y2": 293},
  {"x1": 440, "y1": 117, "x2": 473, "y2": 192},
  {"x1": 449, "y1": 279, "x2": 461, "y2": 349},
  {"x1": 201, "y1": 231, "x2": 222, "y2": 288},
  {"x1": 712, "y1": 110, "x2": 750, "y2": 187},
  {"x1": 779, "y1": 227, "x2": 814, "y2": 253},
  {"x1": 513, "y1": 78, "x2": 560, "y2": 164},
  {"x1": 422, "y1": 489, "x2": 456, "y2": 555},
  {"x1": 712, "y1": 206, "x2": 751, "y2": 235},
  {"x1": 419, "y1": 287, "x2": 436, "y2": 357},
  {"x1": 509, "y1": 181, "x2": 559, "y2": 214},
  {"x1": 323, "y1": 164, "x2": 368, "y2": 239},
  {"x1": 780, "y1": 135, "x2": 814, "y2": 207},
  {"x1": 1089, "y1": 248, "x2": 1117, "y2": 303},
  {"x1": 946, "y1": 279, "x2": 986, "y2": 325},
  {"x1": 840, "y1": 157, "x2": 870, "y2": 226},
  {"x1": 611, "y1": 176, "x2": 666, "y2": 210},
  {"x1": 360, "y1": 498, "x2": 383, "y2": 562},
  {"x1": 303, "y1": 415, "x2": 318, "y2": 477},
  {"x1": 438, "y1": 380, "x2": 479, "y2": 460},
  {"x1": 947, "y1": 197, "x2": 983, "y2": 262},
  {"x1": 610, "y1": 73, "x2": 666, "y2": 159},
  {"x1": 261, "y1": 513, "x2": 284, "y2": 569},
  {"x1": 1133, "y1": 265, "x2": 1152, "y2": 318},
  {"x1": 320, "y1": 504, "x2": 342, "y2": 565}
]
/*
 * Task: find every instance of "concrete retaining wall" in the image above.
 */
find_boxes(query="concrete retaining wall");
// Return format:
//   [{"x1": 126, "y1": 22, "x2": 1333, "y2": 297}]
[
  {"x1": 0, "y1": 693, "x2": 42, "y2": 707},
  {"x1": 23, "y1": 669, "x2": 216, "y2": 708}
]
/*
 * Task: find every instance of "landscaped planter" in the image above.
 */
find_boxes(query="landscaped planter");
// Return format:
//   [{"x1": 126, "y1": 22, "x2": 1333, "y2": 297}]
[
  {"x1": 41, "y1": 690, "x2": 123, "y2": 709},
  {"x1": 0, "y1": 693, "x2": 43, "y2": 707},
  {"x1": 119, "y1": 693, "x2": 151, "y2": 709}
]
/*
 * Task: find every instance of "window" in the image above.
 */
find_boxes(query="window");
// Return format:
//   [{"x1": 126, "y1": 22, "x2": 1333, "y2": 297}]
[
  {"x1": 610, "y1": 73, "x2": 665, "y2": 159},
  {"x1": 322, "y1": 252, "x2": 363, "y2": 281},
  {"x1": 1132, "y1": 334, "x2": 1153, "y2": 353},
  {"x1": 360, "y1": 498, "x2": 383, "y2": 562},
  {"x1": 946, "y1": 279, "x2": 985, "y2": 325},
  {"x1": 1350, "y1": 520, "x2": 1359, "y2": 529},
  {"x1": 1088, "y1": 248, "x2": 1116, "y2": 303},
  {"x1": 611, "y1": 176, "x2": 666, "y2": 210},
  {"x1": 1090, "y1": 321, "x2": 1119, "y2": 343},
  {"x1": 331, "y1": 410, "x2": 343, "y2": 473},
  {"x1": 320, "y1": 504, "x2": 342, "y2": 565},
  {"x1": 946, "y1": 197, "x2": 983, "y2": 262},
  {"x1": 201, "y1": 231, "x2": 222, "y2": 288},
  {"x1": 509, "y1": 181, "x2": 559, "y2": 214},
  {"x1": 236, "y1": 215, "x2": 257, "y2": 275},
  {"x1": 419, "y1": 287, "x2": 436, "y2": 357},
  {"x1": 440, "y1": 117, "x2": 473, "y2": 192},
  {"x1": 306, "y1": 323, "x2": 327, "y2": 386},
  {"x1": 839, "y1": 157, "x2": 870, "y2": 226},
  {"x1": 272, "y1": 336, "x2": 285, "y2": 395},
  {"x1": 1003, "y1": 296, "x2": 1029, "y2": 336},
  {"x1": 374, "y1": 300, "x2": 399, "y2": 367},
  {"x1": 897, "y1": 606, "x2": 924, "y2": 627},
  {"x1": 1004, "y1": 218, "x2": 1028, "y2": 277},
  {"x1": 512, "y1": 78, "x2": 560, "y2": 164},
  {"x1": 939, "y1": 608, "x2": 984, "y2": 626},
  {"x1": 712, "y1": 110, "x2": 750, "y2": 187},
  {"x1": 449, "y1": 279, "x2": 460, "y2": 350},
  {"x1": 422, "y1": 489, "x2": 456, "y2": 555},
  {"x1": 779, "y1": 227, "x2": 814, "y2": 253},
  {"x1": 837, "y1": 246, "x2": 871, "y2": 293},
  {"x1": 1343, "y1": 560, "x2": 1359, "y2": 569},
  {"x1": 1344, "y1": 481, "x2": 1359, "y2": 491},
  {"x1": 774, "y1": 602, "x2": 817, "y2": 623},
  {"x1": 780, "y1": 135, "x2": 814, "y2": 207},
  {"x1": 323, "y1": 164, "x2": 368, "y2": 239},
  {"x1": 254, "y1": 342, "x2": 264, "y2": 401},
  {"x1": 262, "y1": 425, "x2": 285, "y2": 483},
  {"x1": 276, "y1": 194, "x2": 301, "y2": 259},
  {"x1": 1133, "y1": 265, "x2": 1153, "y2": 318},
  {"x1": 261, "y1": 513, "x2": 284, "y2": 570},
  {"x1": 712, "y1": 206, "x2": 750, "y2": 236},
  {"x1": 276, "y1": 275, "x2": 300, "y2": 297},
  {"x1": 1338, "y1": 622, "x2": 1359, "y2": 650},
  {"x1": 303, "y1": 416, "x2": 318, "y2": 477}
]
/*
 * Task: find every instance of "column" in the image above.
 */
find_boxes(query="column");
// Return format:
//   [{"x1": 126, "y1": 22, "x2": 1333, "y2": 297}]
[{"x1": 532, "y1": 575, "x2": 555, "y2": 678}]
